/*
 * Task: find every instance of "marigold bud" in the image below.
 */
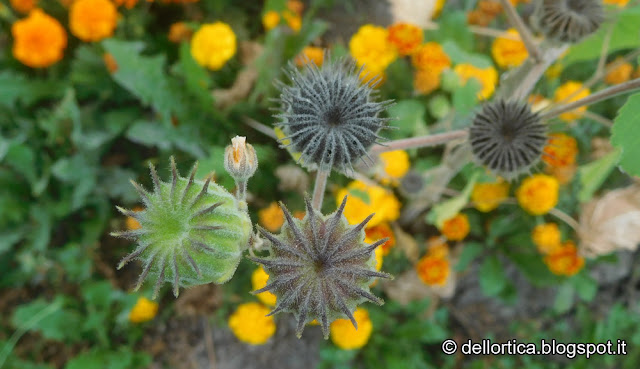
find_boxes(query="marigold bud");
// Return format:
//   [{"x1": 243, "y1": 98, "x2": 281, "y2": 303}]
[{"x1": 224, "y1": 136, "x2": 258, "y2": 182}]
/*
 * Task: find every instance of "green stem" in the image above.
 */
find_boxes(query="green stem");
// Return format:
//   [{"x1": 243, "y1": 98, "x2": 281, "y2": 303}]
[
  {"x1": 312, "y1": 169, "x2": 329, "y2": 210},
  {"x1": 369, "y1": 130, "x2": 468, "y2": 154}
]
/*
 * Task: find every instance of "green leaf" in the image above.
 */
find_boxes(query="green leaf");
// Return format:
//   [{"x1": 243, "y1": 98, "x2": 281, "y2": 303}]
[
  {"x1": 573, "y1": 273, "x2": 598, "y2": 302},
  {"x1": 479, "y1": 255, "x2": 506, "y2": 296},
  {"x1": 11, "y1": 297, "x2": 82, "y2": 342},
  {"x1": 553, "y1": 283, "x2": 575, "y2": 314},
  {"x1": 102, "y1": 39, "x2": 176, "y2": 125},
  {"x1": 441, "y1": 41, "x2": 493, "y2": 68},
  {"x1": 563, "y1": 5, "x2": 640, "y2": 65},
  {"x1": 578, "y1": 148, "x2": 621, "y2": 202},
  {"x1": 125, "y1": 121, "x2": 172, "y2": 150},
  {"x1": 175, "y1": 42, "x2": 213, "y2": 111},
  {"x1": 452, "y1": 78, "x2": 480, "y2": 115},
  {"x1": 0, "y1": 71, "x2": 66, "y2": 108},
  {"x1": 427, "y1": 170, "x2": 479, "y2": 228},
  {"x1": 455, "y1": 242, "x2": 483, "y2": 271},
  {"x1": 611, "y1": 92, "x2": 640, "y2": 177},
  {"x1": 387, "y1": 100, "x2": 428, "y2": 139}
]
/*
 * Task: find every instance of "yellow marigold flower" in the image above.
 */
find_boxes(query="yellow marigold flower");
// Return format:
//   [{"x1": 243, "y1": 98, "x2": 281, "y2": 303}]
[
  {"x1": 295, "y1": 46, "x2": 324, "y2": 67},
  {"x1": 129, "y1": 297, "x2": 159, "y2": 323},
  {"x1": 532, "y1": 223, "x2": 562, "y2": 254},
  {"x1": 471, "y1": 180, "x2": 510, "y2": 212},
  {"x1": 168, "y1": 22, "x2": 193, "y2": 43},
  {"x1": 604, "y1": 58, "x2": 634, "y2": 85},
  {"x1": 411, "y1": 42, "x2": 451, "y2": 72},
  {"x1": 360, "y1": 65, "x2": 386, "y2": 87},
  {"x1": 365, "y1": 223, "x2": 396, "y2": 255},
  {"x1": 516, "y1": 174, "x2": 559, "y2": 215},
  {"x1": 70, "y1": 0, "x2": 118, "y2": 42},
  {"x1": 282, "y1": 10, "x2": 301, "y2": 32},
  {"x1": 191, "y1": 22, "x2": 237, "y2": 71},
  {"x1": 251, "y1": 267, "x2": 277, "y2": 306},
  {"x1": 440, "y1": 213, "x2": 470, "y2": 241},
  {"x1": 262, "y1": 10, "x2": 280, "y2": 31},
  {"x1": 374, "y1": 244, "x2": 384, "y2": 271},
  {"x1": 336, "y1": 180, "x2": 401, "y2": 228},
  {"x1": 258, "y1": 202, "x2": 284, "y2": 232},
  {"x1": 10, "y1": 0, "x2": 37, "y2": 13},
  {"x1": 228, "y1": 302, "x2": 276, "y2": 345},
  {"x1": 103, "y1": 53, "x2": 118, "y2": 74},
  {"x1": 454, "y1": 63, "x2": 498, "y2": 100},
  {"x1": 387, "y1": 22, "x2": 423, "y2": 56},
  {"x1": 491, "y1": 28, "x2": 528, "y2": 68},
  {"x1": 416, "y1": 254, "x2": 450, "y2": 286},
  {"x1": 12, "y1": 9, "x2": 67, "y2": 69},
  {"x1": 330, "y1": 308, "x2": 373, "y2": 350},
  {"x1": 542, "y1": 133, "x2": 578, "y2": 168},
  {"x1": 544, "y1": 241, "x2": 584, "y2": 276},
  {"x1": 113, "y1": 0, "x2": 138, "y2": 9},
  {"x1": 349, "y1": 24, "x2": 397, "y2": 75},
  {"x1": 378, "y1": 150, "x2": 410, "y2": 184},
  {"x1": 553, "y1": 81, "x2": 590, "y2": 121},
  {"x1": 603, "y1": 0, "x2": 629, "y2": 6},
  {"x1": 414, "y1": 68, "x2": 441, "y2": 95}
]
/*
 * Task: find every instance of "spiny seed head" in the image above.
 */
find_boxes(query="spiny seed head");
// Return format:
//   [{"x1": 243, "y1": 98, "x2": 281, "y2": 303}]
[
  {"x1": 111, "y1": 157, "x2": 252, "y2": 298},
  {"x1": 250, "y1": 196, "x2": 392, "y2": 339},
  {"x1": 469, "y1": 100, "x2": 547, "y2": 180},
  {"x1": 275, "y1": 55, "x2": 394, "y2": 174},
  {"x1": 532, "y1": 0, "x2": 604, "y2": 43},
  {"x1": 400, "y1": 171, "x2": 425, "y2": 196}
]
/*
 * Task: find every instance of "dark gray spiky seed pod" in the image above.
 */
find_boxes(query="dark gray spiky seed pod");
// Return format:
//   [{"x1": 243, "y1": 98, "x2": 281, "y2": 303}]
[
  {"x1": 532, "y1": 0, "x2": 604, "y2": 43},
  {"x1": 469, "y1": 100, "x2": 547, "y2": 180},
  {"x1": 275, "y1": 56, "x2": 394, "y2": 174},
  {"x1": 111, "y1": 158, "x2": 252, "y2": 298},
  {"x1": 250, "y1": 196, "x2": 392, "y2": 339}
]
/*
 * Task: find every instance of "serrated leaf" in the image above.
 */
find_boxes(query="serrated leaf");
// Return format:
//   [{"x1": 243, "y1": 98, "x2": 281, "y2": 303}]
[
  {"x1": 479, "y1": 255, "x2": 506, "y2": 296},
  {"x1": 578, "y1": 148, "x2": 621, "y2": 202},
  {"x1": 102, "y1": 39, "x2": 176, "y2": 124},
  {"x1": 611, "y1": 92, "x2": 640, "y2": 177}
]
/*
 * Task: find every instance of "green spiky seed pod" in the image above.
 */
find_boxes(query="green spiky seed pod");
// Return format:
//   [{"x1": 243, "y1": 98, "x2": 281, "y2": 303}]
[
  {"x1": 112, "y1": 157, "x2": 252, "y2": 298},
  {"x1": 250, "y1": 196, "x2": 392, "y2": 339}
]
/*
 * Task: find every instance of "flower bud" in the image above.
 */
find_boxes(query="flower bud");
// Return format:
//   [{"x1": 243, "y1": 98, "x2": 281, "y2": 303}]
[{"x1": 224, "y1": 136, "x2": 258, "y2": 181}]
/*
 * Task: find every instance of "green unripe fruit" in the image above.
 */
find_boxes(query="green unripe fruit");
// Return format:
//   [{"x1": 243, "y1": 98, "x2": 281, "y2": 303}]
[{"x1": 112, "y1": 158, "x2": 252, "y2": 298}]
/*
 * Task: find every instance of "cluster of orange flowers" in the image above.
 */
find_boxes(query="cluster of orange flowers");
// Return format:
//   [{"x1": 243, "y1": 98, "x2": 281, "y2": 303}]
[
  {"x1": 416, "y1": 237, "x2": 451, "y2": 286},
  {"x1": 467, "y1": 0, "x2": 529, "y2": 26},
  {"x1": 542, "y1": 133, "x2": 579, "y2": 184},
  {"x1": 532, "y1": 224, "x2": 584, "y2": 277},
  {"x1": 262, "y1": 0, "x2": 304, "y2": 33}
]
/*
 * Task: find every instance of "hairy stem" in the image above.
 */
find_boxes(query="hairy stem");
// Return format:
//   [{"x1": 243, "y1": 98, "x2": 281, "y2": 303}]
[
  {"x1": 541, "y1": 78, "x2": 640, "y2": 120},
  {"x1": 497, "y1": 0, "x2": 542, "y2": 62},
  {"x1": 369, "y1": 130, "x2": 468, "y2": 154},
  {"x1": 548, "y1": 208, "x2": 580, "y2": 232},
  {"x1": 312, "y1": 169, "x2": 329, "y2": 210}
]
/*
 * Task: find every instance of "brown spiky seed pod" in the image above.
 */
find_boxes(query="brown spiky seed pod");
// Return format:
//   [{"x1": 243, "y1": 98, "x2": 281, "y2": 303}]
[
  {"x1": 532, "y1": 0, "x2": 604, "y2": 43},
  {"x1": 250, "y1": 196, "x2": 392, "y2": 339}
]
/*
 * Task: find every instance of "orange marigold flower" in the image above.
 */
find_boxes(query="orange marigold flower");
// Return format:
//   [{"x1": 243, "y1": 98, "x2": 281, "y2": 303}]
[
  {"x1": 262, "y1": 10, "x2": 280, "y2": 31},
  {"x1": 286, "y1": 0, "x2": 304, "y2": 15},
  {"x1": 543, "y1": 133, "x2": 578, "y2": 168},
  {"x1": 258, "y1": 202, "x2": 285, "y2": 232},
  {"x1": 282, "y1": 10, "x2": 302, "y2": 32},
  {"x1": 546, "y1": 163, "x2": 577, "y2": 185},
  {"x1": 330, "y1": 308, "x2": 373, "y2": 350},
  {"x1": 478, "y1": 0, "x2": 502, "y2": 15},
  {"x1": 387, "y1": 22, "x2": 423, "y2": 56},
  {"x1": 293, "y1": 210, "x2": 306, "y2": 220},
  {"x1": 532, "y1": 223, "x2": 562, "y2": 254},
  {"x1": 11, "y1": 9, "x2": 67, "y2": 68},
  {"x1": 168, "y1": 22, "x2": 193, "y2": 43},
  {"x1": 113, "y1": 0, "x2": 138, "y2": 9},
  {"x1": 440, "y1": 213, "x2": 470, "y2": 241},
  {"x1": 553, "y1": 81, "x2": 590, "y2": 121},
  {"x1": 603, "y1": 0, "x2": 629, "y2": 6},
  {"x1": 103, "y1": 53, "x2": 118, "y2": 74},
  {"x1": 190, "y1": 22, "x2": 237, "y2": 71},
  {"x1": 416, "y1": 254, "x2": 450, "y2": 286},
  {"x1": 365, "y1": 223, "x2": 396, "y2": 255},
  {"x1": 251, "y1": 267, "x2": 277, "y2": 306},
  {"x1": 426, "y1": 236, "x2": 449, "y2": 259},
  {"x1": 471, "y1": 180, "x2": 510, "y2": 212},
  {"x1": 544, "y1": 241, "x2": 585, "y2": 276},
  {"x1": 516, "y1": 174, "x2": 559, "y2": 215},
  {"x1": 70, "y1": 0, "x2": 118, "y2": 42},
  {"x1": 491, "y1": 28, "x2": 528, "y2": 68},
  {"x1": 124, "y1": 205, "x2": 144, "y2": 230},
  {"x1": 604, "y1": 58, "x2": 634, "y2": 85},
  {"x1": 414, "y1": 68, "x2": 441, "y2": 95},
  {"x1": 10, "y1": 0, "x2": 37, "y2": 13},
  {"x1": 411, "y1": 42, "x2": 451, "y2": 72},
  {"x1": 454, "y1": 63, "x2": 498, "y2": 100},
  {"x1": 129, "y1": 297, "x2": 159, "y2": 323},
  {"x1": 295, "y1": 46, "x2": 324, "y2": 67},
  {"x1": 349, "y1": 24, "x2": 397, "y2": 75}
]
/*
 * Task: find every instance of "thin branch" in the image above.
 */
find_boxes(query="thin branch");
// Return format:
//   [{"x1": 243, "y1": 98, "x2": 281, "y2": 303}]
[
  {"x1": 468, "y1": 25, "x2": 522, "y2": 40},
  {"x1": 244, "y1": 116, "x2": 278, "y2": 139},
  {"x1": 541, "y1": 78, "x2": 640, "y2": 120},
  {"x1": 595, "y1": 24, "x2": 614, "y2": 78},
  {"x1": 311, "y1": 169, "x2": 329, "y2": 210},
  {"x1": 497, "y1": 0, "x2": 542, "y2": 62},
  {"x1": 510, "y1": 44, "x2": 569, "y2": 101},
  {"x1": 582, "y1": 111, "x2": 613, "y2": 128},
  {"x1": 548, "y1": 208, "x2": 580, "y2": 232},
  {"x1": 369, "y1": 130, "x2": 468, "y2": 155}
]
